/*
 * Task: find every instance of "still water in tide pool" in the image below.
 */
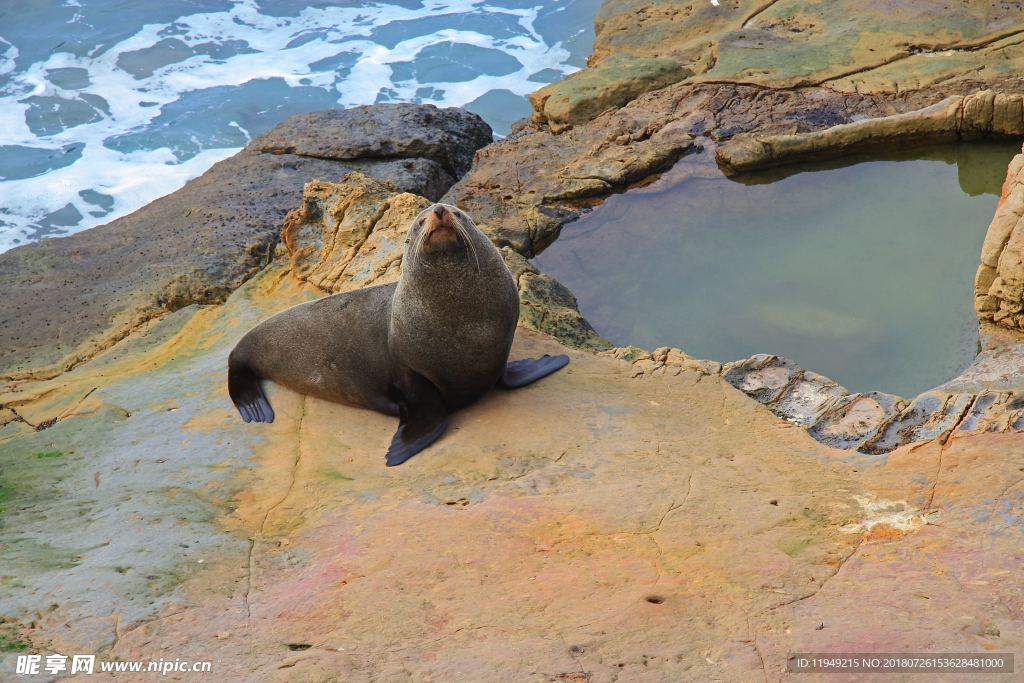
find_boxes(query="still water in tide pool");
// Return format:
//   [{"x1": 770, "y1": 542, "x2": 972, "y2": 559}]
[{"x1": 534, "y1": 142, "x2": 1022, "y2": 398}]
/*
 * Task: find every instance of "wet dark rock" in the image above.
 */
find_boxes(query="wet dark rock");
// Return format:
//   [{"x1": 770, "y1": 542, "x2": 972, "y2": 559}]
[{"x1": 252, "y1": 103, "x2": 493, "y2": 178}]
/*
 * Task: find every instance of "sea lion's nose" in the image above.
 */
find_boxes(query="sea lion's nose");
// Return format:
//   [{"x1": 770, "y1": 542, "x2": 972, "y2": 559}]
[{"x1": 433, "y1": 205, "x2": 445, "y2": 219}]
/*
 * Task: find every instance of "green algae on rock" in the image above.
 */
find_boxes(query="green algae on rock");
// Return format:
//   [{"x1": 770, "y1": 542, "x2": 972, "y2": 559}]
[
  {"x1": 531, "y1": 0, "x2": 1024, "y2": 132},
  {"x1": 529, "y1": 54, "x2": 692, "y2": 132}
]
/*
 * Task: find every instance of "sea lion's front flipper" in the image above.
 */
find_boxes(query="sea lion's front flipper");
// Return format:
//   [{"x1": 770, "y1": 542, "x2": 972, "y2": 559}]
[
  {"x1": 500, "y1": 354, "x2": 570, "y2": 389},
  {"x1": 386, "y1": 372, "x2": 449, "y2": 467},
  {"x1": 228, "y1": 361, "x2": 275, "y2": 424}
]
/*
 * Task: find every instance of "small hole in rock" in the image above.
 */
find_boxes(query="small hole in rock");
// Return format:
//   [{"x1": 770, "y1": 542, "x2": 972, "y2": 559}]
[
  {"x1": 645, "y1": 595, "x2": 665, "y2": 604},
  {"x1": 287, "y1": 643, "x2": 312, "y2": 651}
]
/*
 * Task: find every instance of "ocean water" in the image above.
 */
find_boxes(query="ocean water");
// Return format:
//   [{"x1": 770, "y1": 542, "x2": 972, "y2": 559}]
[
  {"x1": 0, "y1": 0, "x2": 597, "y2": 252},
  {"x1": 535, "y1": 143, "x2": 1021, "y2": 397}
]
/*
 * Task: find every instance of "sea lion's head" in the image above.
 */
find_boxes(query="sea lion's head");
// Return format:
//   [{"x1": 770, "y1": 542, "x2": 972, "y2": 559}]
[{"x1": 405, "y1": 203, "x2": 485, "y2": 270}]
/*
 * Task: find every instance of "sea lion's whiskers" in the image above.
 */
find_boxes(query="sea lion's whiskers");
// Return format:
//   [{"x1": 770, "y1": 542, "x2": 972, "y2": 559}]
[
  {"x1": 454, "y1": 217, "x2": 481, "y2": 272},
  {"x1": 412, "y1": 213, "x2": 431, "y2": 258}
]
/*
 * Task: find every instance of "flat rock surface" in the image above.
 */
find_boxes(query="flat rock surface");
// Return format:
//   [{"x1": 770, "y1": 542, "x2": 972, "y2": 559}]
[
  {"x1": 1, "y1": 263, "x2": 1021, "y2": 680},
  {"x1": 0, "y1": 104, "x2": 491, "y2": 379}
]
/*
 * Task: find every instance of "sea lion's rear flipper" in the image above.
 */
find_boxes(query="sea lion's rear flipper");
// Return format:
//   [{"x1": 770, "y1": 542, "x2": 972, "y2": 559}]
[
  {"x1": 500, "y1": 354, "x2": 570, "y2": 389},
  {"x1": 386, "y1": 372, "x2": 449, "y2": 467},
  {"x1": 228, "y1": 362, "x2": 275, "y2": 424}
]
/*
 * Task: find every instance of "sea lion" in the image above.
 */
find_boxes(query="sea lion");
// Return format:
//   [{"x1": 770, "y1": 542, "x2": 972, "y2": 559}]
[{"x1": 227, "y1": 202, "x2": 569, "y2": 466}]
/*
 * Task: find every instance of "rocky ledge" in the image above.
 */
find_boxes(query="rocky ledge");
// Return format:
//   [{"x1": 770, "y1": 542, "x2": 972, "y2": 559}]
[
  {"x1": 3, "y1": 0, "x2": 1024, "y2": 679},
  {"x1": 2, "y1": 180, "x2": 1021, "y2": 679}
]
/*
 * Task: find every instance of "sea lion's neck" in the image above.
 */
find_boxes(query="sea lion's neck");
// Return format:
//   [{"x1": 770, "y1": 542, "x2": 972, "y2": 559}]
[
  {"x1": 397, "y1": 251, "x2": 506, "y2": 324},
  {"x1": 389, "y1": 234, "x2": 519, "y2": 402}
]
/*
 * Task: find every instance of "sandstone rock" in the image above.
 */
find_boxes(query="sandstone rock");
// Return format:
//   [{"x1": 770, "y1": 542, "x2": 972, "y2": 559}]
[
  {"x1": 717, "y1": 349, "x2": 1024, "y2": 454},
  {"x1": 976, "y1": 149, "x2": 1024, "y2": 333},
  {"x1": 604, "y1": 345, "x2": 653, "y2": 364},
  {"x1": 529, "y1": 0, "x2": 1024, "y2": 131},
  {"x1": 939, "y1": 323, "x2": 1024, "y2": 394},
  {"x1": 530, "y1": 54, "x2": 692, "y2": 133},
  {"x1": 444, "y1": 93, "x2": 701, "y2": 256},
  {"x1": 282, "y1": 173, "x2": 428, "y2": 293},
  {"x1": 860, "y1": 391, "x2": 975, "y2": 455},
  {"x1": 3, "y1": 265, "x2": 1023, "y2": 678},
  {"x1": 601, "y1": 344, "x2": 715, "y2": 379},
  {"x1": 808, "y1": 391, "x2": 907, "y2": 451},
  {"x1": 450, "y1": 76, "x2": 1008, "y2": 267},
  {"x1": 723, "y1": 355, "x2": 805, "y2": 405},
  {"x1": 769, "y1": 370, "x2": 849, "y2": 428},
  {"x1": 6, "y1": 3, "x2": 1024, "y2": 675},
  {"x1": 717, "y1": 91, "x2": 1024, "y2": 173},
  {"x1": 720, "y1": 355, "x2": 899, "y2": 443},
  {"x1": 955, "y1": 390, "x2": 1024, "y2": 433}
]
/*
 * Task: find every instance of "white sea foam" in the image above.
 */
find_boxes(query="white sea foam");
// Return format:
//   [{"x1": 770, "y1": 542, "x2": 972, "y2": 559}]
[
  {"x1": 0, "y1": 38, "x2": 16, "y2": 78},
  {"x1": 0, "y1": 0, "x2": 581, "y2": 252}
]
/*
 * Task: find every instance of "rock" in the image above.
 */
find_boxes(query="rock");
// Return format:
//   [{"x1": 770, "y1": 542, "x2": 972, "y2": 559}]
[
  {"x1": 528, "y1": 0, "x2": 767, "y2": 131},
  {"x1": 448, "y1": 79, "x2": 996, "y2": 263},
  {"x1": 939, "y1": 323, "x2": 1024, "y2": 394},
  {"x1": 529, "y1": 55, "x2": 692, "y2": 133},
  {"x1": 605, "y1": 345, "x2": 653, "y2": 364},
  {"x1": 5, "y1": 0, "x2": 1024, "y2": 675},
  {"x1": 955, "y1": 390, "x2": 1024, "y2": 434},
  {"x1": 529, "y1": 0, "x2": 1024, "y2": 131},
  {"x1": 253, "y1": 104, "x2": 493, "y2": 178},
  {"x1": 723, "y1": 355, "x2": 807, "y2": 406},
  {"x1": 717, "y1": 350, "x2": 1024, "y2": 453},
  {"x1": 717, "y1": 92, "x2": 1024, "y2": 173},
  {"x1": 444, "y1": 94, "x2": 699, "y2": 255},
  {"x1": 2, "y1": 262, "x2": 1022, "y2": 678},
  {"x1": 976, "y1": 149, "x2": 1024, "y2": 332},
  {"x1": 517, "y1": 269, "x2": 610, "y2": 351},
  {"x1": 282, "y1": 173, "x2": 428, "y2": 293},
  {"x1": 0, "y1": 104, "x2": 492, "y2": 379},
  {"x1": 860, "y1": 391, "x2": 975, "y2": 455},
  {"x1": 809, "y1": 391, "x2": 907, "y2": 452},
  {"x1": 601, "y1": 345, "x2": 712, "y2": 379}
]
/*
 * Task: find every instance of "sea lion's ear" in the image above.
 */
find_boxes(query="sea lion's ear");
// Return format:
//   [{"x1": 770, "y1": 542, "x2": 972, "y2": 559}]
[
  {"x1": 386, "y1": 371, "x2": 449, "y2": 466},
  {"x1": 500, "y1": 354, "x2": 570, "y2": 389}
]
